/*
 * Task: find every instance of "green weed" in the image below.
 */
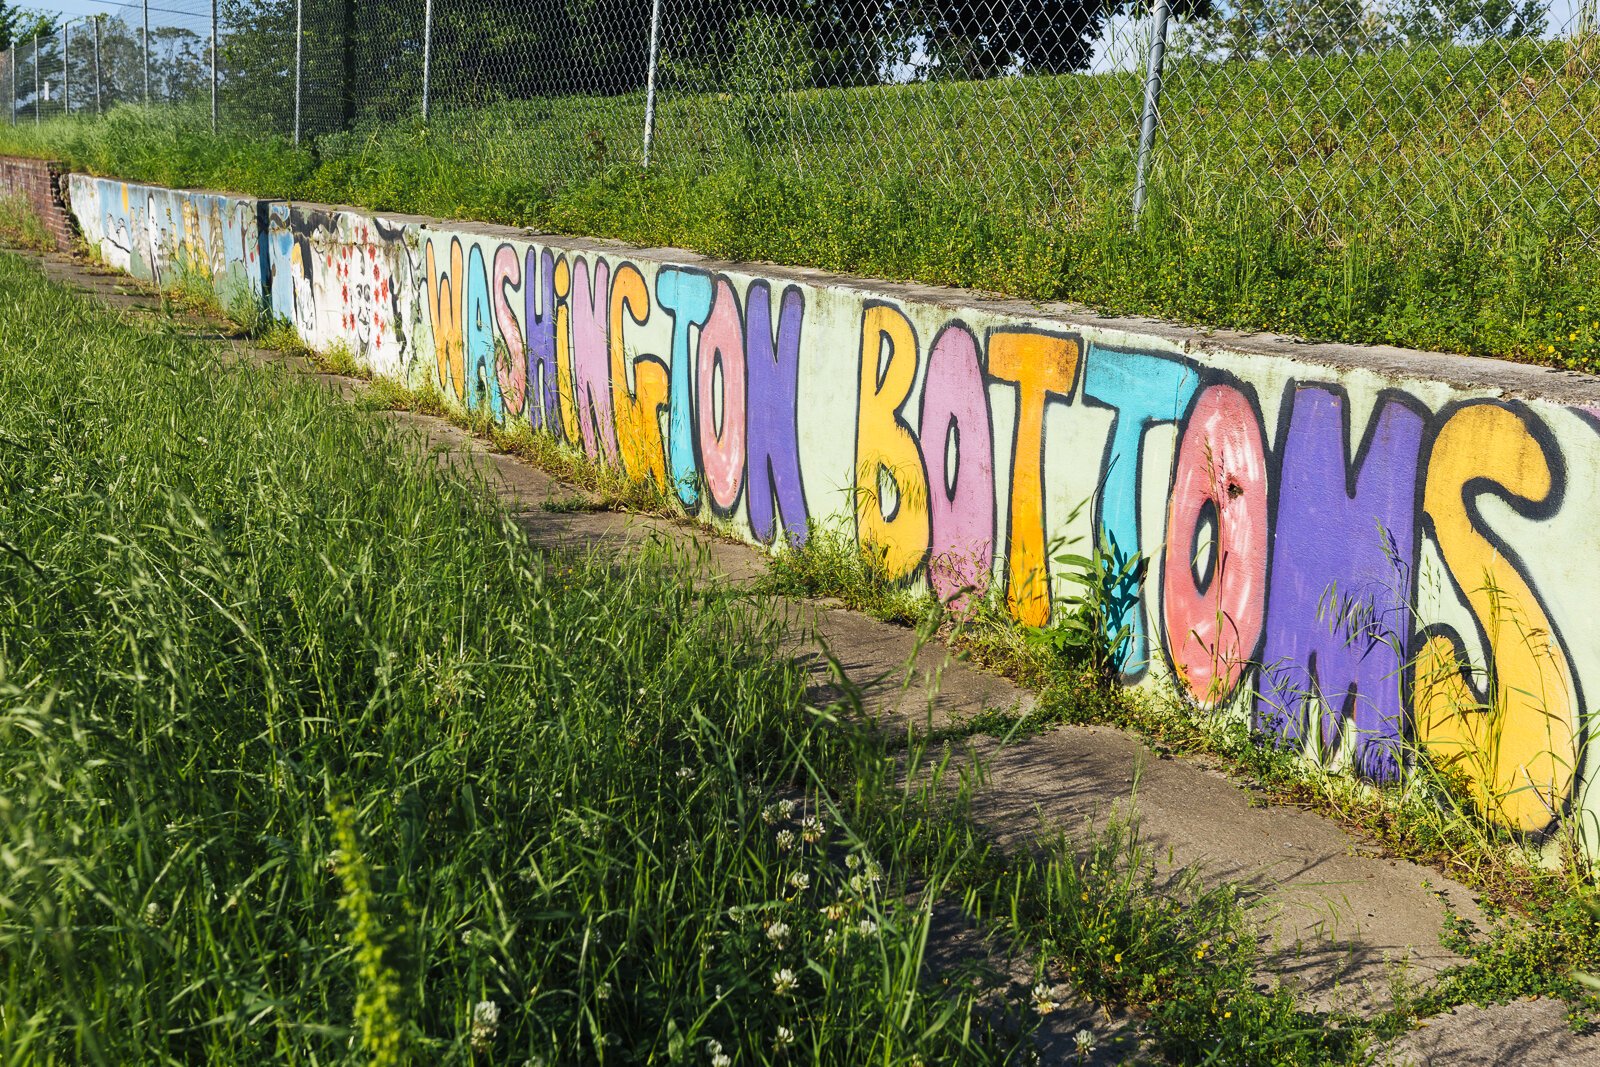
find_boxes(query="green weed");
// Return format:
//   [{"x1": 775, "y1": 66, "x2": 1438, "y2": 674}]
[
  {"x1": 757, "y1": 523, "x2": 941, "y2": 626},
  {"x1": 0, "y1": 194, "x2": 55, "y2": 251},
  {"x1": 3, "y1": 70, "x2": 1599, "y2": 370}
]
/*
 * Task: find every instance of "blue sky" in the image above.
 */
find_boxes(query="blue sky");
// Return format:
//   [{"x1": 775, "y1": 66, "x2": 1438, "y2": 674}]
[{"x1": 19, "y1": 1, "x2": 211, "y2": 28}]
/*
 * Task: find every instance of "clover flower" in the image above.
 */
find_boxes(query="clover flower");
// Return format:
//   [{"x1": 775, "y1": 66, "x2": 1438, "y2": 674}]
[{"x1": 469, "y1": 1000, "x2": 499, "y2": 1053}]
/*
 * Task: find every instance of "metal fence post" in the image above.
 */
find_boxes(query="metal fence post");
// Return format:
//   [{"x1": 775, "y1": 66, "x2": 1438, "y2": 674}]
[
  {"x1": 94, "y1": 16, "x2": 102, "y2": 116},
  {"x1": 294, "y1": 0, "x2": 302, "y2": 145},
  {"x1": 642, "y1": 0, "x2": 663, "y2": 167},
  {"x1": 6, "y1": 49, "x2": 12, "y2": 127},
  {"x1": 62, "y1": 20, "x2": 69, "y2": 116},
  {"x1": 421, "y1": 0, "x2": 432, "y2": 120},
  {"x1": 142, "y1": 0, "x2": 150, "y2": 104},
  {"x1": 32, "y1": 34, "x2": 38, "y2": 126},
  {"x1": 211, "y1": 0, "x2": 218, "y2": 131},
  {"x1": 1132, "y1": 0, "x2": 1172, "y2": 226}
]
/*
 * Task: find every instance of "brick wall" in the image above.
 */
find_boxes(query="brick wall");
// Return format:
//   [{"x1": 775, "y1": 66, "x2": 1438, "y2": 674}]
[{"x1": 0, "y1": 156, "x2": 76, "y2": 249}]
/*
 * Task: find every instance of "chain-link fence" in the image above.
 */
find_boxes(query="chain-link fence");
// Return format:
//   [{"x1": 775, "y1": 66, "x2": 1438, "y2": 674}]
[{"x1": 3, "y1": 0, "x2": 1598, "y2": 240}]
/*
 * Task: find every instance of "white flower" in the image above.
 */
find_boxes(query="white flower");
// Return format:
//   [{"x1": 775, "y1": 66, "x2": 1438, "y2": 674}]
[
  {"x1": 849, "y1": 874, "x2": 869, "y2": 893},
  {"x1": 774, "y1": 1024, "x2": 795, "y2": 1048},
  {"x1": 765, "y1": 921, "x2": 791, "y2": 946},
  {"x1": 864, "y1": 860, "x2": 882, "y2": 882},
  {"x1": 596, "y1": 980, "x2": 611, "y2": 1001},
  {"x1": 711, "y1": 1055, "x2": 731, "y2": 1067},
  {"x1": 822, "y1": 903, "x2": 847, "y2": 921},
  {"x1": 845, "y1": 853, "x2": 860, "y2": 871},
  {"x1": 1074, "y1": 1028, "x2": 1097, "y2": 1053},
  {"x1": 1033, "y1": 982, "x2": 1058, "y2": 1015},
  {"x1": 469, "y1": 1000, "x2": 499, "y2": 1053},
  {"x1": 857, "y1": 918, "x2": 878, "y2": 937},
  {"x1": 801, "y1": 815, "x2": 823, "y2": 844},
  {"x1": 762, "y1": 803, "x2": 781, "y2": 825},
  {"x1": 144, "y1": 901, "x2": 166, "y2": 925},
  {"x1": 778, "y1": 799, "x2": 797, "y2": 819},
  {"x1": 773, "y1": 967, "x2": 798, "y2": 995},
  {"x1": 677, "y1": 767, "x2": 696, "y2": 781},
  {"x1": 788, "y1": 871, "x2": 810, "y2": 891},
  {"x1": 775, "y1": 829, "x2": 796, "y2": 852}
]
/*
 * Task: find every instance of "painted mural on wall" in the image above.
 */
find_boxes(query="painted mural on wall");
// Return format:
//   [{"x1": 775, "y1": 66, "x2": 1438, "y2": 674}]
[
  {"x1": 65, "y1": 174, "x2": 1600, "y2": 851},
  {"x1": 71, "y1": 177, "x2": 263, "y2": 303}
]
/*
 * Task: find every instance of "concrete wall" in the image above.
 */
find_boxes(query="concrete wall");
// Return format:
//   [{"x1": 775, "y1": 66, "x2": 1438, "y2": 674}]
[
  {"x1": 63, "y1": 172, "x2": 1600, "y2": 852},
  {"x1": 0, "y1": 156, "x2": 75, "y2": 248}
]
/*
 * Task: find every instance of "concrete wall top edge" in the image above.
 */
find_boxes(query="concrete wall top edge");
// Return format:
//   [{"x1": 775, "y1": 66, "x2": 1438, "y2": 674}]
[{"x1": 64, "y1": 170, "x2": 1600, "y2": 408}]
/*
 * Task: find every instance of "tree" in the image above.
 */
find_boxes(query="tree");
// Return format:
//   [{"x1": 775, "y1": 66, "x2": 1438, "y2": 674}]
[
  {"x1": 1174, "y1": 0, "x2": 1380, "y2": 60},
  {"x1": 1174, "y1": 0, "x2": 1543, "y2": 61},
  {"x1": 1391, "y1": 0, "x2": 1544, "y2": 43},
  {"x1": 215, "y1": 0, "x2": 1220, "y2": 139},
  {"x1": 2, "y1": 5, "x2": 57, "y2": 52},
  {"x1": 914, "y1": 0, "x2": 1200, "y2": 78}
]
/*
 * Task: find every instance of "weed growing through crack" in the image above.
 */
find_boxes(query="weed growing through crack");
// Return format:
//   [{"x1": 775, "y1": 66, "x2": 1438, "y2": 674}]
[{"x1": 758, "y1": 522, "x2": 941, "y2": 626}]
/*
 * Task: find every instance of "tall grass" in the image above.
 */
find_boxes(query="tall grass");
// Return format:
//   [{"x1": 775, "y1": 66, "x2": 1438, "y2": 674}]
[
  {"x1": 0, "y1": 248, "x2": 997, "y2": 1063},
  {"x1": 4, "y1": 37, "x2": 1600, "y2": 370}
]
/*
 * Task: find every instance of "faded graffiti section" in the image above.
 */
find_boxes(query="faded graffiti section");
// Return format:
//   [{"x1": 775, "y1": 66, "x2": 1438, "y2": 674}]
[
  {"x1": 64, "y1": 175, "x2": 1600, "y2": 850},
  {"x1": 71, "y1": 176, "x2": 263, "y2": 304}
]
